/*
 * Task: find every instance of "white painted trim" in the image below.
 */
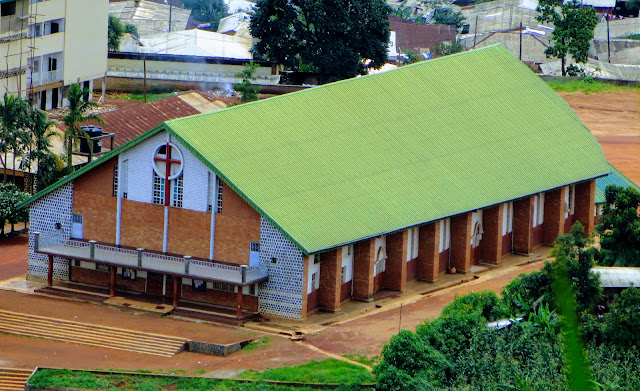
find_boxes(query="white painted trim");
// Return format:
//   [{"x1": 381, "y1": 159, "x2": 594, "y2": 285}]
[
  {"x1": 163, "y1": 206, "x2": 169, "y2": 253},
  {"x1": 115, "y1": 154, "x2": 123, "y2": 245}
]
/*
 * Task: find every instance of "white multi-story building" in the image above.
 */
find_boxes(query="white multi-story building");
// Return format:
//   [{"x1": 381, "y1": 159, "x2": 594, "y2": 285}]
[{"x1": 0, "y1": 0, "x2": 107, "y2": 109}]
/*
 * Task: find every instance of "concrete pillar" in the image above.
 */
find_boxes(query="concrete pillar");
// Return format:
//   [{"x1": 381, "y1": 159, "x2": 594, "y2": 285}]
[
  {"x1": 574, "y1": 179, "x2": 596, "y2": 235},
  {"x1": 543, "y1": 187, "x2": 566, "y2": 245},
  {"x1": 384, "y1": 230, "x2": 408, "y2": 291},
  {"x1": 47, "y1": 255, "x2": 53, "y2": 286},
  {"x1": 417, "y1": 222, "x2": 440, "y2": 282},
  {"x1": 479, "y1": 204, "x2": 503, "y2": 264},
  {"x1": 236, "y1": 288, "x2": 243, "y2": 318},
  {"x1": 352, "y1": 239, "x2": 376, "y2": 301},
  {"x1": 513, "y1": 196, "x2": 534, "y2": 254},
  {"x1": 318, "y1": 248, "x2": 342, "y2": 312},
  {"x1": 110, "y1": 267, "x2": 116, "y2": 297},
  {"x1": 450, "y1": 213, "x2": 472, "y2": 273},
  {"x1": 173, "y1": 277, "x2": 179, "y2": 308}
]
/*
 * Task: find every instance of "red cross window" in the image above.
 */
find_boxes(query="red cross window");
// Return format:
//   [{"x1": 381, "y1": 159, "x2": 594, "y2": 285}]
[{"x1": 152, "y1": 143, "x2": 184, "y2": 206}]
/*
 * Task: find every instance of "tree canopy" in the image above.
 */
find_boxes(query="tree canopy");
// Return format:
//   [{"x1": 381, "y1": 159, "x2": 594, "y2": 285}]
[
  {"x1": 595, "y1": 185, "x2": 640, "y2": 266},
  {"x1": 108, "y1": 15, "x2": 124, "y2": 51},
  {"x1": 537, "y1": 0, "x2": 598, "y2": 76},
  {"x1": 62, "y1": 83, "x2": 104, "y2": 169},
  {"x1": 182, "y1": 0, "x2": 229, "y2": 31},
  {"x1": 250, "y1": 0, "x2": 392, "y2": 81}
]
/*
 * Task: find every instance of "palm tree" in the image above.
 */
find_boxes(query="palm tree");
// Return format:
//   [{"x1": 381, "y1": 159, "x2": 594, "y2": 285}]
[
  {"x1": 21, "y1": 107, "x2": 57, "y2": 191},
  {"x1": 62, "y1": 83, "x2": 104, "y2": 169},
  {"x1": 0, "y1": 93, "x2": 30, "y2": 183}
]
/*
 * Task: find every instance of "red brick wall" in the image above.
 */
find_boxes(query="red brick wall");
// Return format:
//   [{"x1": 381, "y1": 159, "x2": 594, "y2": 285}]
[
  {"x1": 383, "y1": 231, "x2": 408, "y2": 291},
  {"x1": 318, "y1": 249, "x2": 342, "y2": 311},
  {"x1": 73, "y1": 158, "x2": 118, "y2": 242},
  {"x1": 417, "y1": 222, "x2": 440, "y2": 282},
  {"x1": 168, "y1": 208, "x2": 211, "y2": 260},
  {"x1": 479, "y1": 205, "x2": 503, "y2": 264},
  {"x1": 213, "y1": 185, "x2": 261, "y2": 264},
  {"x1": 513, "y1": 196, "x2": 534, "y2": 254},
  {"x1": 543, "y1": 187, "x2": 565, "y2": 245},
  {"x1": 450, "y1": 213, "x2": 472, "y2": 273},
  {"x1": 353, "y1": 239, "x2": 375, "y2": 301},
  {"x1": 574, "y1": 179, "x2": 596, "y2": 235},
  {"x1": 181, "y1": 284, "x2": 258, "y2": 312},
  {"x1": 121, "y1": 199, "x2": 165, "y2": 251}
]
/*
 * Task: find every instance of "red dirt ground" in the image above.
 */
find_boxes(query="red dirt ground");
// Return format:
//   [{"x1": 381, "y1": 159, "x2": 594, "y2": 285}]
[{"x1": 0, "y1": 89, "x2": 637, "y2": 374}]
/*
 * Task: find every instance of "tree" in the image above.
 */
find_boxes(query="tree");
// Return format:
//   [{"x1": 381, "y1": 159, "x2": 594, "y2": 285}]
[
  {"x1": 0, "y1": 183, "x2": 29, "y2": 235},
  {"x1": 182, "y1": 0, "x2": 229, "y2": 31},
  {"x1": 0, "y1": 93, "x2": 30, "y2": 183},
  {"x1": 124, "y1": 23, "x2": 139, "y2": 39},
  {"x1": 108, "y1": 15, "x2": 124, "y2": 51},
  {"x1": 604, "y1": 287, "x2": 640, "y2": 348},
  {"x1": 233, "y1": 61, "x2": 261, "y2": 103},
  {"x1": 23, "y1": 108, "x2": 60, "y2": 191},
  {"x1": 595, "y1": 185, "x2": 640, "y2": 266},
  {"x1": 250, "y1": 0, "x2": 391, "y2": 82},
  {"x1": 432, "y1": 7, "x2": 465, "y2": 28},
  {"x1": 627, "y1": 0, "x2": 640, "y2": 12},
  {"x1": 61, "y1": 83, "x2": 104, "y2": 169},
  {"x1": 536, "y1": 0, "x2": 598, "y2": 76}
]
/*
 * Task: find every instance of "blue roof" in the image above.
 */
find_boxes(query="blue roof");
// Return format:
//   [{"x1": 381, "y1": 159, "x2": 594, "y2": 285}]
[{"x1": 595, "y1": 164, "x2": 640, "y2": 204}]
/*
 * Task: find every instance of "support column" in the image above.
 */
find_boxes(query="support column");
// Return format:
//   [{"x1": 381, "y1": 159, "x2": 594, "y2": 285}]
[
  {"x1": 543, "y1": 187, "x2": 566, "y2": 245},
  {"x1": 450, "y1": 213, "x2": 472, "y2": 273},
  {"x1": 479, "y1": 204, "x2": 503, "y2": 264},
  {"x1": 574, "y1": 179, "x2": 596, "y2": 235},
  {"x1": 236, "y1": 288, "x2": 243, "y2": 318},
  {"x1": 513, "y1": 196, "x2": 534, "y2": 254},
  {"x1": 384, "y1": 230, "x2": 408, "y2": 291},
  {"x1": 319, "y1": 249, "x2": 342, "y2": 312},
  {"x1": 301, "y1": 255, "x2": 310, "y2": 317},
  {"x1": 110, "y1": 267, "x2": 116, "y2": 297},
  {"x1": 173, "y1": 277, "x2": 180, "y2": 307},
  {"x1": 47, "y1": 255, "x2": 53, "y2": 286},
  {"x1": 353, "y1": 239, "x2": 376, "y2": 301},
  {"x1": 417, "y1": 222, "x2": 440, "y2": 282}
]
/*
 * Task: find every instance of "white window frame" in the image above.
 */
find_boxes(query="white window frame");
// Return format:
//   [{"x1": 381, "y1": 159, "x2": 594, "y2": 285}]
[{"x1": 439, "y1": 218, "x2": 451, "y2": 253}]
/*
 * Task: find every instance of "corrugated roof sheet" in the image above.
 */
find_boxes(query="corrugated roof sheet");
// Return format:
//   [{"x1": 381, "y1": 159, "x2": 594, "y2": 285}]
[
  {"x1": 595, "y1": 164, "x2": 640, "y2": 204},
  {"x1": 592, "y1": 267, "x2": 640, "y2": 288},
  {"x1": 163, "y1": 44, "x2": 610, "y2": 254}
]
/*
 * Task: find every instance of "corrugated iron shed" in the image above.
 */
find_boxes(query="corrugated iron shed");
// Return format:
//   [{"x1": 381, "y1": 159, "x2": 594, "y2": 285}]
[{"x1": 592, "y1": 267, "x2": 640, "y2": 288}]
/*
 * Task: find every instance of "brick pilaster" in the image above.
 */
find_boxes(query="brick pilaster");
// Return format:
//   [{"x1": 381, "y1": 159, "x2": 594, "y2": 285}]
[
  {"x1": 417, "y1": 222, "x2": 440, "y2": 282},
  {"x1": 318, "y1": 248, "x2": 342, "y2": 312},
  {"x1": 479, "y1": 204, "x2": 503, "y2": 264},
  {"x1": 513, "y1": 196, "x2": 534, "y2": 254},
  {"x1": 574, "y1": 179, "x2": 596, "y2": 235},
  {"x1": 384, "y1": 230, "x2": 408, "y2": 291},
  {"x1": 451, "y1": 213, "x2": 472, "y2": 273},
  {"x1": 543, "y1": 187, "x2": 566, "y2": 245},
  {"x1": 353, "y1": 239, "x2": 375, "y2": 301}
]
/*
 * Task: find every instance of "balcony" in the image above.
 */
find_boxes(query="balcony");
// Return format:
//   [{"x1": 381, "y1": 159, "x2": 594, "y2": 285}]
[
  {"x1": 28, "y1": 69, "x2": 62, "y2": 87},
  {"x1": 34, "y1": 232, "x2": 268, "y2": 286}
]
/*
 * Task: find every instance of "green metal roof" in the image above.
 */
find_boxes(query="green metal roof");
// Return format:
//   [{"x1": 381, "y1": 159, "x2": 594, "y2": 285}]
[
  {"x1": 596, "y1": 164, "x2": 640, "y2": 204},
  {"x1": 165, "y1": 44, "x2": 610, "y2": 254},
  {"x1": 23, "y1": 45, "x2": 610, "y2": 254}
]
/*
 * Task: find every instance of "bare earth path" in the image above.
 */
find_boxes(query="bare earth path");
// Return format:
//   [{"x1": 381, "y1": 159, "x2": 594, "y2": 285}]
[{"x1": 0, "y1": 89, "x2": 637, "y2": 374}]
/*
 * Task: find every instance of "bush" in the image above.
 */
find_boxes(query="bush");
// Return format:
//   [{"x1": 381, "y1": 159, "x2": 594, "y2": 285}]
[{"x1": 604, "y1": 287, "x2": 640, "y2": 348}]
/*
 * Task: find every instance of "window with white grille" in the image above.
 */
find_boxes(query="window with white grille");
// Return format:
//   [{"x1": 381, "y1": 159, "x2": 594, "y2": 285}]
[
  {"x1": 172, "y1": 173, "x2": 183, "y2": 208},
  {"x1": 152, "y1": 171, "x2": 165, "y2": 205},
  {"x1": 216, "y1": 177, "x2": 224, "y2": 213}
]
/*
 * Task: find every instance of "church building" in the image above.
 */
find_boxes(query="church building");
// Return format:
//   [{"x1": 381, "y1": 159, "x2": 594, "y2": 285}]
[{"x1": 21, "y1": 45, "x2": 610, "y2": 320}]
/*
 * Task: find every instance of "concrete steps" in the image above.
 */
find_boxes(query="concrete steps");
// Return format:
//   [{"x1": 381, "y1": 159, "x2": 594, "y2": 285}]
[
  {"x1": 0, "y1": 310, "x2": 187, "y2": 357},
  {"x1": 0, "y1": 368, "x2": 32, "y2": 391}
]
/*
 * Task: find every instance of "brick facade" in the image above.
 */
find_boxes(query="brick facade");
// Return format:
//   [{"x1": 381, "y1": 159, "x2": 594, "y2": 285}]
[
  {"x1": 543, "y1": 187, "x2": 565, "y2": 245},
  {"x1": 450, "y1": 213, "x2": 472, "y2": 273},
  {"x1": 318, "y1": 248, "x2": 342, "y2": 312},
  {"x1": 513, "y1": 196, "x2": 534, "y2": 254},
  {"x1": 479, "y1": 204, "x2": 503, "y2": 264},
  {"x1": 574, "y1": 179, "x2": 596, "y2": 235},
  {"x1": 384, "y1": 230, "x2": 408, "y2": 291},
  {"x1": 353, "y1": 239, "x2": 375, "y2": 301},
  {"x1": 417, "y1": 222, "x2": 440, "y2": 281}
]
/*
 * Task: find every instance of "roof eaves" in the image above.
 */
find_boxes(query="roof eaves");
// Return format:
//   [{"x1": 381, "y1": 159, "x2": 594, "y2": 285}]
[{"x1": 18, "y1": 124, "x2": 169, "y2": 209}]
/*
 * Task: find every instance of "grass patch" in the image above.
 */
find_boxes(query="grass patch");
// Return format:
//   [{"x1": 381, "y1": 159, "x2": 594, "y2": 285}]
[
  {"x1": 27, "y1": 369, "x2": 341, "y2": 390},
  {"x1": 242, "y1": 336, "x2": 272, "y2": 352},
  {"x1": 238, "y1": 359, "x2": 374, "y2": 385},
  {"x1": 341, "y1": 354, "x2": 380, "y2": 367},
  {"x1": 619, "y1": 33, "x2": 640, "y2": 40},
  {"x1": 545, "y1": 78, "x2": 639, "y2": 94}
]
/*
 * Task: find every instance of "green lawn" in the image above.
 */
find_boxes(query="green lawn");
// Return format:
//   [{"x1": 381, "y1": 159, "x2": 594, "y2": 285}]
[
  {"x1": 545, "y1": 78, "x2": 639, "y2": 94},
  {"x1": 238, "y1": 359, "x2": 374, "y2": 385}
]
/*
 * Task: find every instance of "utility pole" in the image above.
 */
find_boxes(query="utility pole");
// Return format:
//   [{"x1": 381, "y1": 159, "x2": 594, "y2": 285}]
[
  {"x1": 143, "y1": 54, "x2": 147, "y2": 103},
  {"x1": 168, "y1": 0, "x2": 172, "y2": 33},
  {"x1": 472, "y1": 16, "x2": 479, "y2": 49},
  {"x1": 606, "y1": 14, "x2": 611, "y2": 63},
  {"x1": 519, "y1": 22, "x2": 523, "y2": 61}
]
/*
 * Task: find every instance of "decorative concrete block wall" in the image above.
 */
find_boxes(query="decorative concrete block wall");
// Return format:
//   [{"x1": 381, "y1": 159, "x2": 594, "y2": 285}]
[
  {"x1": 27, "y1": 183, "x2": 73, "y2": 281},
  {"x1": 257, "y1": 218, "x2": 304, "y2": 319}
]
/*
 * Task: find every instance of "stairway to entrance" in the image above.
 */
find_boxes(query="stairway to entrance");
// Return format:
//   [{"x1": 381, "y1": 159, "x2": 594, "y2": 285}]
[
  {"x1": 0, "y1": 309, "x2": 187, "y2": 357},
  {"x1": 0, "y1": 368, "x2": 32, "y2": 391}
]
